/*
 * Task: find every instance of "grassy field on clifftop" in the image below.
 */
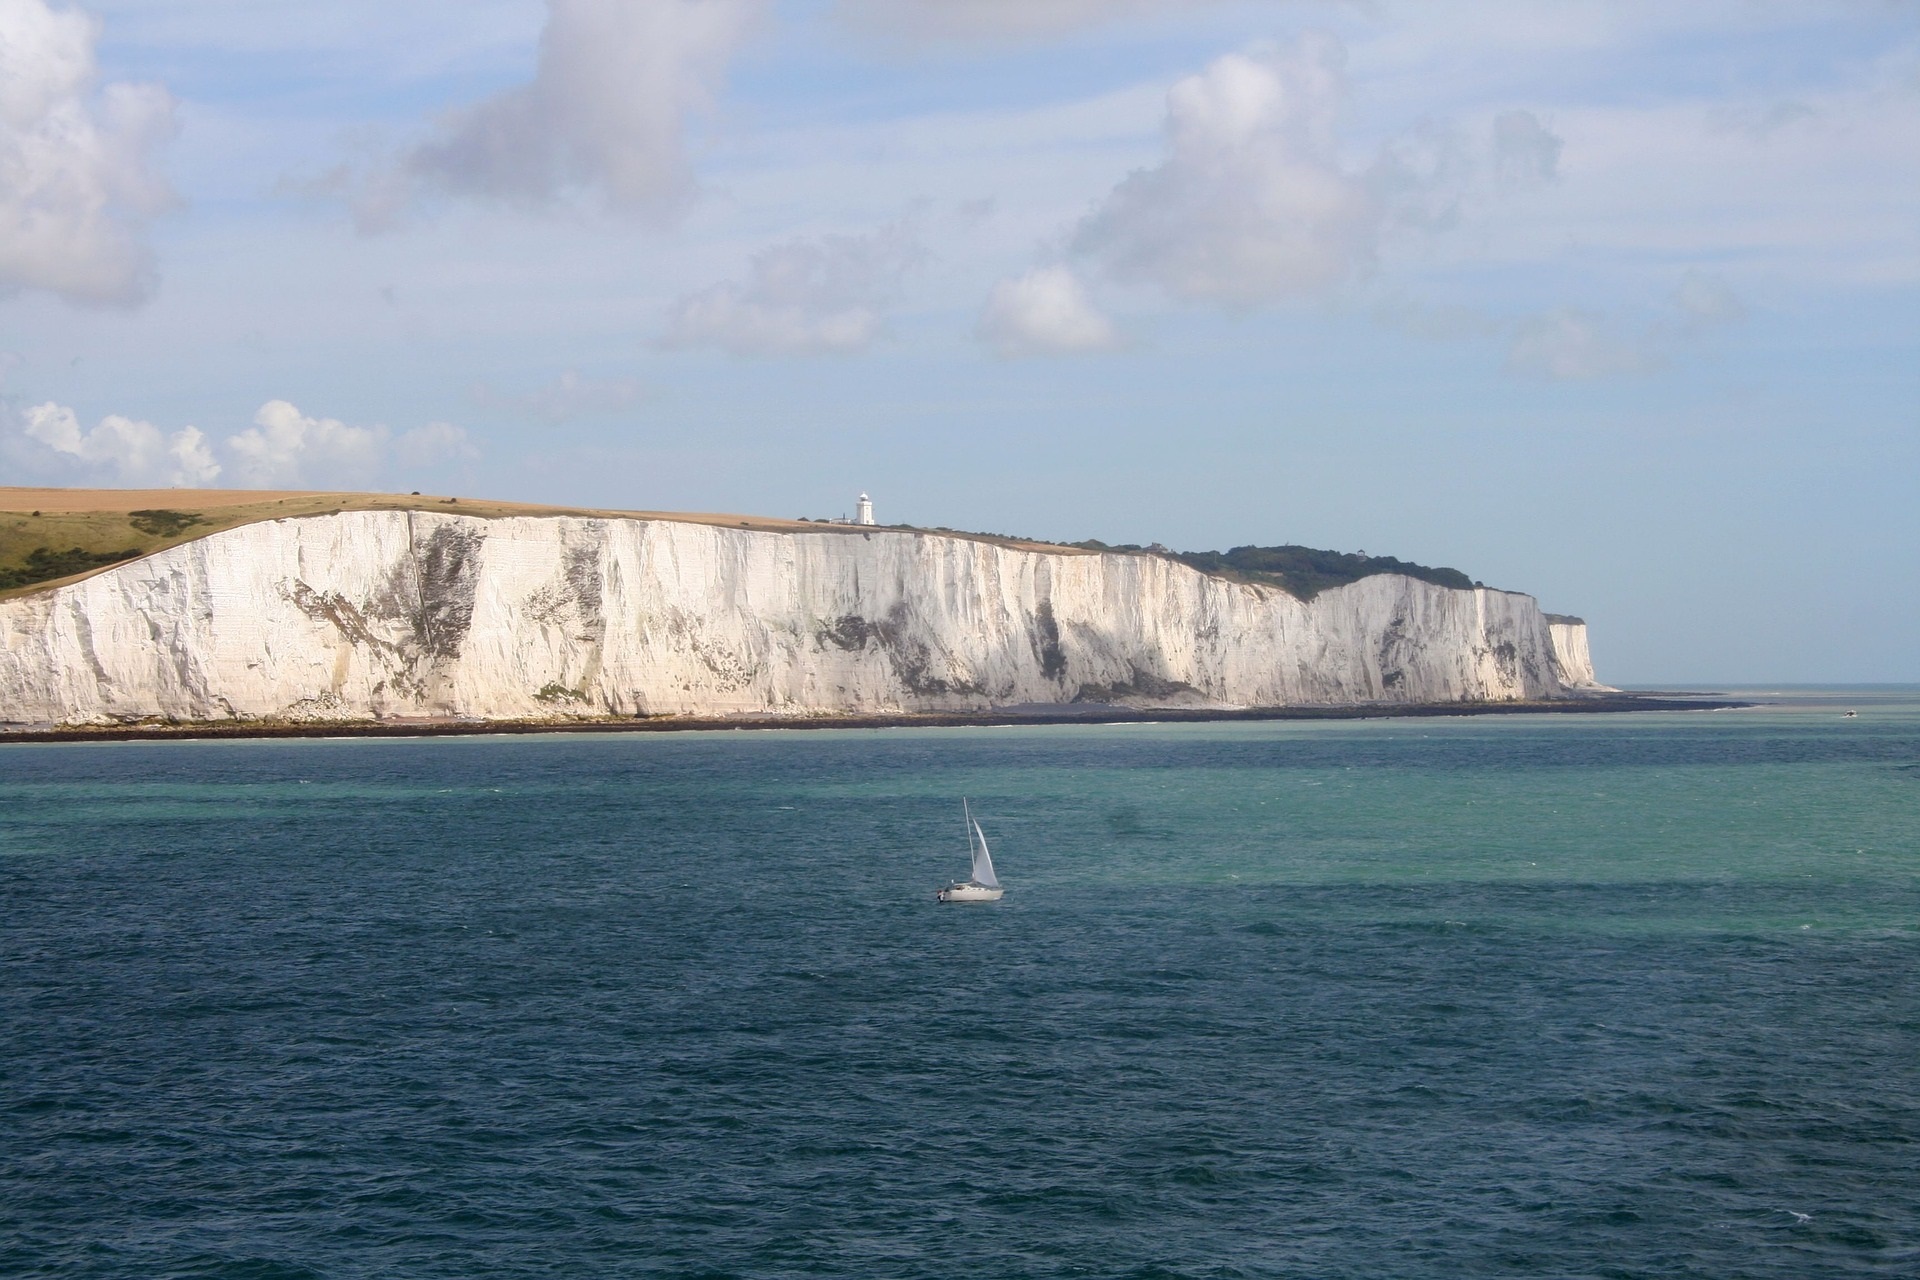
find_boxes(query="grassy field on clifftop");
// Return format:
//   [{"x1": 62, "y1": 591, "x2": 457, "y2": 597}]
[
  {"x1": 1, "y1": 488, "x2": 1480, "y2": 604},
  {"x1": 0, "y1": 488, "x2": 1084, "y2": 600},
  {"x1": 0, "y1": 490, "x2": 558, "y2": 598}
]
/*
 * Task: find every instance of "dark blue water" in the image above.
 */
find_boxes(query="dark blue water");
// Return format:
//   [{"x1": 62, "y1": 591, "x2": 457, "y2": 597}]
[{"x1": 5, "y1": 697, "x2": 1918, "y2": 1277}]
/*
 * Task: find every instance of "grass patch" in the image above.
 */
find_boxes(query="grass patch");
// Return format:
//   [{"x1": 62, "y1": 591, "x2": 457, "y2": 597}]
[
  {"x1": 1, "y1": 489, "x2": 1480, "y2": 605},
  {"x1": 0, "y1": 489, "x2": 925, "y2": 600},
  {"x1": 127, "y1": 508, "x2": 205, "y2": 537},
  {"x1": 1170, "y1": 545, "x2": 1476, "y2": 600},
  {"x1": 1071, "y1": 539, "x2": 1479, "y2": 600},
  {"x1": 0, "y1": 546, "x2": 144, "y2": 591}
]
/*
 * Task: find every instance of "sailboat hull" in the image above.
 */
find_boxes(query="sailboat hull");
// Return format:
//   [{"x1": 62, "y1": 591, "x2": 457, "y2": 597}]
[{"x1": 936, "y1": 883, "x2": 1005, "y2": 903}]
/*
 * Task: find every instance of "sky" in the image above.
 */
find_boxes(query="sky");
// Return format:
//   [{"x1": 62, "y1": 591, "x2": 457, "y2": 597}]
[{"x1": 1, "y1": 0, "x2": 1916, "y2": 683}]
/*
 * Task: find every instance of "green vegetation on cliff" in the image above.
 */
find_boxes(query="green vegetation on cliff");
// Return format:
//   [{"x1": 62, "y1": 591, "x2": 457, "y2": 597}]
[
  {"x1": 3, "y1": 488, "x2": 1479, "y2": 606},
  {"x1": 126, "y1": 508, "x2": 207, "y2": 537},
  {"x1": 0, "y1": 546, "x2": 144, "y2": 591},
  {"x1": 1174, "y1": 545, "x2": 1476, "y2": 600},
  {"x1": 0, "y1": 491, "x2": 622, "y2": 600},
  {"x1": 1073, "y1": 540, "x2": 1478, "y2": 600}
]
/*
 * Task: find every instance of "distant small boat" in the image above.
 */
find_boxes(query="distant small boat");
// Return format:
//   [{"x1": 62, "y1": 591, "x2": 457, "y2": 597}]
[
  {"x1": 937, "y1": 800, "x2": 1005, "y2": 903},
  {"x1": 1844, "y1": 710, "x2": 1858, "y2": 718}
]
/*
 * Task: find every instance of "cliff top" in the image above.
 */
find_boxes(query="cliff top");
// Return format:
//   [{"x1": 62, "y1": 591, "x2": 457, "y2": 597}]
[
  {"x1": 0, "y1": 487, "x2": 1091, "y2": 599},
  {"x1": 0, "y1": 487, "x2": 1489, "y2": 605},
  {"x1": 1089, "y1": 541, "x2": 1481, "y2": 602}
]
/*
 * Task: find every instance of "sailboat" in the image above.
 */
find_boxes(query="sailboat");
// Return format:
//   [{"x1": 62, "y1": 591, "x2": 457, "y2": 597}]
[{"x1": 936, "y1": 800, "x2": 1005, "y2": 903}]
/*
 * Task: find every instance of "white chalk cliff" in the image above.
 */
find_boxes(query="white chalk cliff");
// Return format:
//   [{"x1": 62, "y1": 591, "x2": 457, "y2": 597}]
[
  {"x1": 0, "y1": 511, "x2": 1603, "y2": 726},
  {"x1": 1546, "y1": 615, "x2": 1611, "y2": 695}
]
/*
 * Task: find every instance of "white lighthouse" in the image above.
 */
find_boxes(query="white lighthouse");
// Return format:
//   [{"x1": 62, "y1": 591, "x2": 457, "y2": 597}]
[{"x1": 855, "y1": 492, "x2": 875, "y2": 526}]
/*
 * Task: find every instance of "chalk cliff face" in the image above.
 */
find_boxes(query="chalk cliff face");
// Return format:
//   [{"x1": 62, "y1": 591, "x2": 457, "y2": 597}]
[
  {"x1": 0, "y1": 512, "x2": 1601, "y2": 725},
  {"x1": 1546, "y1": 616, "x2": 1608, "y2": 692}
]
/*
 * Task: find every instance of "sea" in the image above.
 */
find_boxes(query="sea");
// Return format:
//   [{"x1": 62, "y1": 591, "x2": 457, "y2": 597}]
[{"x1": 3, "y1": 689, "x2": 1916, "y2": 1279}]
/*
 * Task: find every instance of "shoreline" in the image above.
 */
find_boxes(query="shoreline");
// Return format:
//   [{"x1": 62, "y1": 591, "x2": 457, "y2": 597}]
[{"x1": 0, "y1": 694, "x2": 1749, "y2": 745}]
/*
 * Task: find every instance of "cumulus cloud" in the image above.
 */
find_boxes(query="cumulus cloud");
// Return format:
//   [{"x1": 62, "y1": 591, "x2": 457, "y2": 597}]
[
  {"x1": 1073, "y1": 37, "x2": 1381, "y2": 306},
  {"x1": 977, "y1": 266, "x2": 1120, "y2": 357},
  {"x1": 227, "y1": 402, "x2": 475, "y2": 487},
  {"x1": 222, "y1": 403, "x2": 476, "y2": 487},
  {"x1": 661, "y1": 216, "x2": 925, "y2": 356},
  {"x1": 20, "y1": 401, "x2": 219, "y2": 485},
  {"x1": 1492, "y1": 109, "x2": 1563, "y2": 188},
  {"x1": 472, "y1": 368, "x2": 646, "y2": 423},
  {"x1": 224, "y1": 401, "x2": 386, "y2": 487},
  {"x1": 357, "y1": 0, "x2": 757, "y2": 227},
  {"x1": 0, "y1": 0, "x2": 177, "y2": 304},
  {"x1": 1033, "y1": 41, "x2": 1579, "y2": 320},
  {"x1": 12, "y1": 394, "x2": 477, "y2": 487}
]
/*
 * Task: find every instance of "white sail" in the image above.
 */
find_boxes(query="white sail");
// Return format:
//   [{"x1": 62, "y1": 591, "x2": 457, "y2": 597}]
[
  {"x1": 939, "y1": 799, "x2": 1005, "y2": 902},
  {"x1": 970, "y1": 818, "x2": 999, "y2": 888}
]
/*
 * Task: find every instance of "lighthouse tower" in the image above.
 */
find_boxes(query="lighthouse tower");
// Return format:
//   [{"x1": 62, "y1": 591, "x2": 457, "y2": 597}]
[{"x1": 855, "y1": 493, "x2": 875, "y2": 525}]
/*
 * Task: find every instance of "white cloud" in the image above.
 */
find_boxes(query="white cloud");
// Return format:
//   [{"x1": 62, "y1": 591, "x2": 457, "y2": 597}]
[
  {"x1": 224, "y1": 400, "x2": 388, "y2": 487},
  {"x1": 15, "y1": 396, "x2": 476, "y2": 487},
  {"x1": 168, "y1": 426, "x2": 220, "y2": 486},
  {"x1": 1073, "y1": 37, "x2": 1382, "y2": 306},
  {"x1": 20, "y1": 401, "x2": 219, "y2": 485},
  {"x1": 0, "y1": 0, "x2": 177, "y2": 304},
  {"x1": 1491, "y1": 109, "x2": 1563, "y2": 189},
  {"x1": 661, "y1": 216, "x2": 925, "y2": 356},
  {"x1": 1506, "y1": 308, "x2": 1657, "y2": 380},
  {"x1": 977, "y1": 265, "x2": 1120, "y2": 357},
  {"x1": 472, "y1": 369, "x2": 645, "y2": 423},
  {"x1": 369, "y1": 0, "x2": 758, "y2": 225}
]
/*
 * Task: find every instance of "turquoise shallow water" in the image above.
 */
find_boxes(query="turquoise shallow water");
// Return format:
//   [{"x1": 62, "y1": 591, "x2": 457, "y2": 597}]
[{"x1": 3, "y1": 692, "x2": 1917, "y2": 1278}]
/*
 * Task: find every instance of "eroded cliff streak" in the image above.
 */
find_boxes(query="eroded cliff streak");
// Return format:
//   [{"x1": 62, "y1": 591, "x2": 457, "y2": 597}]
[{"x1": 0, "y1": 512, "x2": 1603, "y2": 725}]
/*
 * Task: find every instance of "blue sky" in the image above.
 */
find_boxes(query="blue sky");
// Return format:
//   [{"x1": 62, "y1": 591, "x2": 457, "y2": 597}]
[{"x1": 1, "y1": 0, "x2": 1915, "y2": 682}]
